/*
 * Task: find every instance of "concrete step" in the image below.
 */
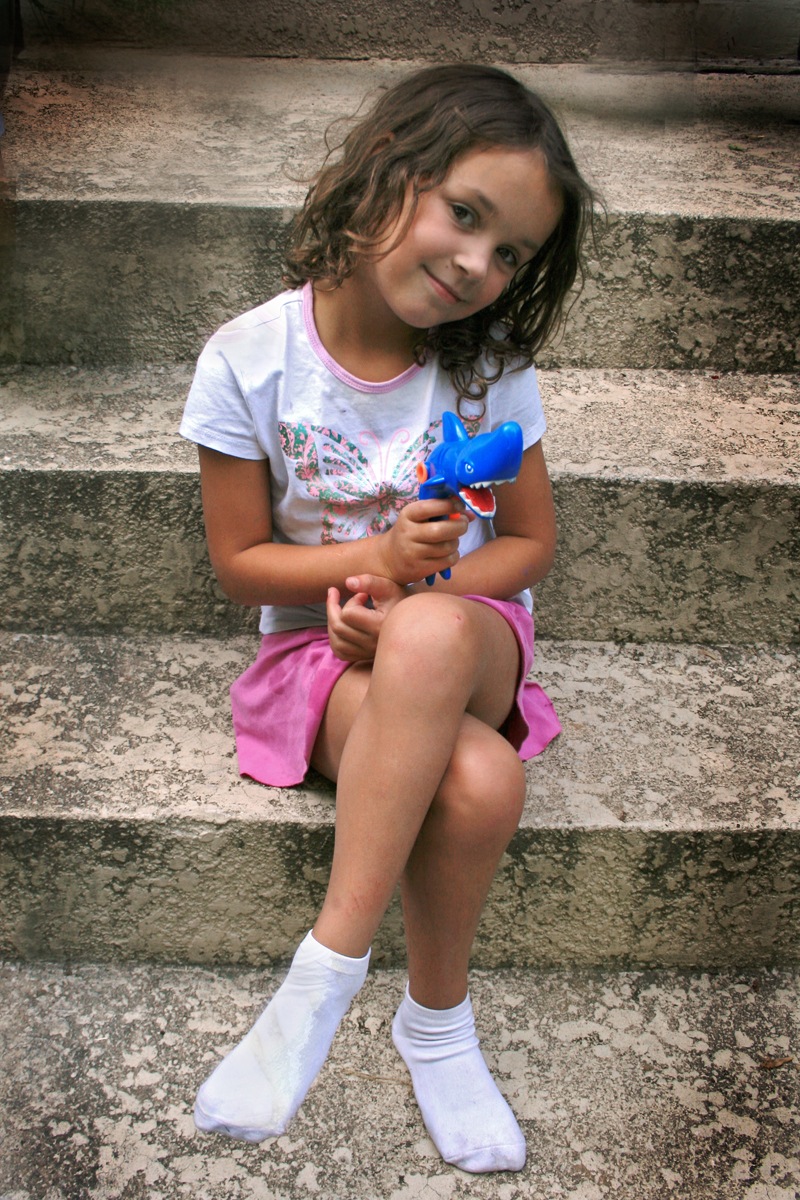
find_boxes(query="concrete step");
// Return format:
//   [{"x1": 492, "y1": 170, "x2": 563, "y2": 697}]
[
  {"x1": 1, "y1": 630, "x2": 798, "y2": 969},
  {"x1": 1, "y1": 51, "x2": 798, "y2": 371},
  {"x1": 2, "y1": 958, "x2": 800, "y2": 1199},
  {"x1": 1, "y1": 364, "x2": 797, "y2": 644},
  {"x1": 18, "y1": 0, "x2": 800, "y2": 66}
]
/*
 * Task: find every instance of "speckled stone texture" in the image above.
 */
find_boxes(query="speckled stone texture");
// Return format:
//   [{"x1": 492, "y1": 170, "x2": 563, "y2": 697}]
[
  {"x1": 1, "y1": 631, "x2": 798, "y2": 968},
  {"x1": 1, "y1": 960, "x2": 800, "y2": 1199},
  {"x1": 18, "y1": 0, "x2": 800, "y2": 63},
  {"x1": 2, "y1": 365, "x2": 797, "y2": 642},
  {"x1": 0, "y1": 53, "x2": 797, "y2": 368}
]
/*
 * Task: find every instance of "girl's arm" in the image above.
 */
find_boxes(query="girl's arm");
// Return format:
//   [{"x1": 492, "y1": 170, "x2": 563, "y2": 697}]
[{"x1": 198, "y1": 445, "x2": 469, "y2": 606}]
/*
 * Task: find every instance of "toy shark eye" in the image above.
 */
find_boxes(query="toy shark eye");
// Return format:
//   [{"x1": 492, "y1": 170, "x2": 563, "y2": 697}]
[{"x1": 465, "y1": 463, "x2": 474, "y2": 473}]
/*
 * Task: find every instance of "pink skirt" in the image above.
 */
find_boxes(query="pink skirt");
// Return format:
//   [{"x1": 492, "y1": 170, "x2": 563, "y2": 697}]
[{"x1": 230, "y1": 595, "x2": 561, "y2": 787}]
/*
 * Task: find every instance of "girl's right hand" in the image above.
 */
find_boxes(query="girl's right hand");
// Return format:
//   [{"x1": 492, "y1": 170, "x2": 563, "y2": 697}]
[
  {"x1": 327, "y1": 575, "x2": 407, "y2": 662},
  {"x1": 376, "y1": 498, "x2": 469, "y2": 586}
]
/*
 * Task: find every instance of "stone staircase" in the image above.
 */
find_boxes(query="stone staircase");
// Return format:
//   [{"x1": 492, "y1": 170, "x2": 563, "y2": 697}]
[{"x1": 0, "y1": 4, "x2": 799, "y2": 1196}]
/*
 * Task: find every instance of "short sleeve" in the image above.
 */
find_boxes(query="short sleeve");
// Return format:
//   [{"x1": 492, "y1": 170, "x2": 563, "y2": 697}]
[
  {"x1": 180, "y1": 337, "x2": 266, "y2": 461},
  {"x1": 500, "y1": 363, "x2": 546, "y2": 451}
]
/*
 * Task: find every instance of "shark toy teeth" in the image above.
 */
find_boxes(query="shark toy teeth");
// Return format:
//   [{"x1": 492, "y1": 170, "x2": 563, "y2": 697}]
[
  {"x1": 416, "y1": 410, "x2": 524, "y2": 583},
  {"x1": 459, "y1": 479, "x2": 498, "y2": 519}
]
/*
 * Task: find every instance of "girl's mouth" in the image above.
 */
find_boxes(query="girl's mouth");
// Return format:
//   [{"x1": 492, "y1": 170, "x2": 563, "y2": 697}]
[{"x1": 424, "y1": 269, "x2": 462, "y2": 304}]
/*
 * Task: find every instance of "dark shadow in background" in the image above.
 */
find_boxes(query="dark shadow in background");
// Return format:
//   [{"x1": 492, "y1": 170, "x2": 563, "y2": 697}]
[{"x1": 1, "y1": 0, "x2": 22, "y2": 99}]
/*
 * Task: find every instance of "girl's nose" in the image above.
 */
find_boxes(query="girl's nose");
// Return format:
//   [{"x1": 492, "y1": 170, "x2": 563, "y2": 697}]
[{"x1": 453, "y1": 239, "x2": 491, "y2": 282}]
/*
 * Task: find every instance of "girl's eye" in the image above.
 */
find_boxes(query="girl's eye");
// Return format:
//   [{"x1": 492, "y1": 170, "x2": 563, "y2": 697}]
[
  {"x1": 451, "y1": 203, "x2": 474, "y2": 226},
  {"x1": 497, "y1": 247, "x2": 518, "y2": 268}
]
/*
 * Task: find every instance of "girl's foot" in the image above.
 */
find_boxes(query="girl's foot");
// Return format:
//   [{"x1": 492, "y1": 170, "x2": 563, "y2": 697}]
[
  {"x1": 392, "y1": 986, "x2": 526, "y2": 1173},
  {"x1": 194, "y1": 931, "x2": 370, "y2": 1141}
]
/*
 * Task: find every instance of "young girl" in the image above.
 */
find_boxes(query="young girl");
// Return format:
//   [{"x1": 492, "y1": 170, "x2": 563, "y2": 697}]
[{"x1": 180, "y1": 64, "x2": 593, "y2": 1174}]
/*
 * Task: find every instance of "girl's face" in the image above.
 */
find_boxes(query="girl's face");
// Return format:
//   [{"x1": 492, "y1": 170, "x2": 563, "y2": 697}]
[{"x1": 364, "y1": 145, "x2": 564, "y2": 332}]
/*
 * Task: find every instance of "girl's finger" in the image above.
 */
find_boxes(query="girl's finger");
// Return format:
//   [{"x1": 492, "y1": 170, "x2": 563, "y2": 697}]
[
  {"x1": 341, "y1": 590, "x2": 370, "y2": 611},
  {"x1": 331, "y1": 633, "x2": 372, "y2": 658},
  {"x1": 339, "y1": 605, "x2": 381, "y2": 637},
  {"x1": 326, "y1": 587, "x2": 352, "y2": 632},
  {"x1": 407, "y1": 495, "x2": 466, "y2": 517},
  {"x1": 328, "y1": 590, "x2": 378, "y2": 639},
  {"x1": 345, "y1": 575, "x2": 403, "y2": 603},
  {"x1": 328, "y1": 619, "x2": 378, "y2": 661},
  {"x1": 403, "y1": 527, "x2": 465, "y2": 559},
  {"x1": 330, "y1": 640, "x2": 374, "y2": 663},
  {"x1": 414, "y1": 527, "x2": 465, "y2": 556},
  {"x1": 329, "y1": 586, "x2": 368, "y2": 619}
]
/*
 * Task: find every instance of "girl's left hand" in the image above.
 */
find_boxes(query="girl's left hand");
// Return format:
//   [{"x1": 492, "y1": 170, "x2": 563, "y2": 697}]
[{"x1": 326, "y1": 575, "x2": 407, "y2": 662}]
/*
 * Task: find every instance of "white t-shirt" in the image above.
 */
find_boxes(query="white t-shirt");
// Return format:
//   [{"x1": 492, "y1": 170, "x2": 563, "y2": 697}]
[{"x1": 180, "y1": 284, "x2": 547, "y2": 635}]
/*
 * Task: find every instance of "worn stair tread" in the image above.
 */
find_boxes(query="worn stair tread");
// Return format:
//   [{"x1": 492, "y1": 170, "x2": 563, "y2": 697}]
[
  {"x1": 0, "y1": 363, "x2": 197, "y2": 474},
  {"x1": 2, "y1": 632, "x2": 796, "y2": 966},
  {"x1": 17, "y1": 0, "x2": 800, "y2": 65},
  {"x1": 1, "y1": 366, "x2": 798, "y2": 644},
  {"x1": 2, "y1": 958, "x2": 800, "y2": 1200},
  {"x1": 1, "y1": 630, "x2": 797, "y2": 833},
  {"x1": 2, "y1": 364, "x2": 798, "y2": 486},
  {"x1": 3, "y1": 49, "x2": 800, "y2": 220}
]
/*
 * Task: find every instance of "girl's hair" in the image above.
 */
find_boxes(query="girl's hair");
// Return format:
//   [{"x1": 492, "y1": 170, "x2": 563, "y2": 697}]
[{"x1": 284, "y1": 64, "x2": 596, "y2": 407}]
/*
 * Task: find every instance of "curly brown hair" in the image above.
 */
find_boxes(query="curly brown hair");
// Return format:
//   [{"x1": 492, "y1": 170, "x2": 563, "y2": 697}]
[{"x1": 284, "y1": 64, "x2": 596, "y2": 408}]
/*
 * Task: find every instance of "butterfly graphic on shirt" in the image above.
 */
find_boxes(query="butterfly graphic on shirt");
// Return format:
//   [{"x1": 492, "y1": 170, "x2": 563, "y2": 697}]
[{"x1": 279, "y1": 416, "x2": 481, "y2": 544}]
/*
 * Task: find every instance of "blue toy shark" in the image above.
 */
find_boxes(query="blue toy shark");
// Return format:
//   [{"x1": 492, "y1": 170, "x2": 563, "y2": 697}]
[{"x1": 416, "y1": 410, "x2": 524, "y2": 584}]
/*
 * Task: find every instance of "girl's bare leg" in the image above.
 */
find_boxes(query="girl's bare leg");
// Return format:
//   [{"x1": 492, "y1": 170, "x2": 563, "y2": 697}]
[
  {"x1": 310, "y1": 593, "x2": 522, "y2": 965},
  {"x1": 399, "y1": 715, "x2": 525, "y2": 1007},
  {"x1": 311, "y1": 594, "x2": 528, "y2": 1173},
  {"x1": 313, "y1": 696, "x2": 524, "y2": 1008}
]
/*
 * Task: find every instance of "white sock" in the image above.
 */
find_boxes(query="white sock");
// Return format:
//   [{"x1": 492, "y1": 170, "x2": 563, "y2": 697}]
[
  {"x1": 194, "y1": 931, "x2": 370, "y2": 1142},
  {"x1": 392, "y1": 985, "x2": 526, "y2": 1173}
]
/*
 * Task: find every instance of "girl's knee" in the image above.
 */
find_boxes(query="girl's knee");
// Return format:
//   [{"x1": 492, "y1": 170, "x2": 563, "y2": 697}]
[
  {"x1": 437, "y1": 730, "x2": 526, "y2": 842},
  {"x1": 378, "y1": 593, "x2": 481, "y2": 675}
]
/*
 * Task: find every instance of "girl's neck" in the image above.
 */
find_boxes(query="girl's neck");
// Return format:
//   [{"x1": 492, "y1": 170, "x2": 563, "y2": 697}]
[{"x1": 312, "y1": 272, "x2": 421, "y2": 384}]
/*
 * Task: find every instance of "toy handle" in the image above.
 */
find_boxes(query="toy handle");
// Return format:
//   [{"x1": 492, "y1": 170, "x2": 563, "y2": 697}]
[
  {"x1": 417, "y1": 461, "x2": 454, "y2": 586},
  {"x1": 425, "y1": 566, "x2": 451, "y2": 587}
]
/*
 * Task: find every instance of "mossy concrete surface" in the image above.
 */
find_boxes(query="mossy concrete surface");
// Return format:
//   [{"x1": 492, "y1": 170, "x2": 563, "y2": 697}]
[
  {"x1": 3, "y1": 816, "x2": 799, "y2": 970},
  {"x1": 2, "y1": 365, "x2": 796, "y2": 642},
  {"x1": 3, "y1": 205, "x2": 797, "y2": 372},
  {"x1": 0, "y1": 201, "x2": 291, "y2": 367},
  {"x1": 1, "y1": 632, "x2": 797, "y2": 968},
  {"x1": 3, "y1": 470, "x2": 797, "y2": 643},
  {"x1": 1, "y1": 53, "x2": 798, "y2": 368},
  {"x1": 18, "y1": 0, "x2": 800, "y2": 63},
  {"x1": 2, "y1": 960, "x2": 800, "y2": 1198}
]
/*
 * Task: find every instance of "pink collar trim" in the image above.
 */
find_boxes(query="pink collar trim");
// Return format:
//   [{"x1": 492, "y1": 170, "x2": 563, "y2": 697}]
[{"x1": 302, "y1": 282, "x2": 424, "y2": 394}]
